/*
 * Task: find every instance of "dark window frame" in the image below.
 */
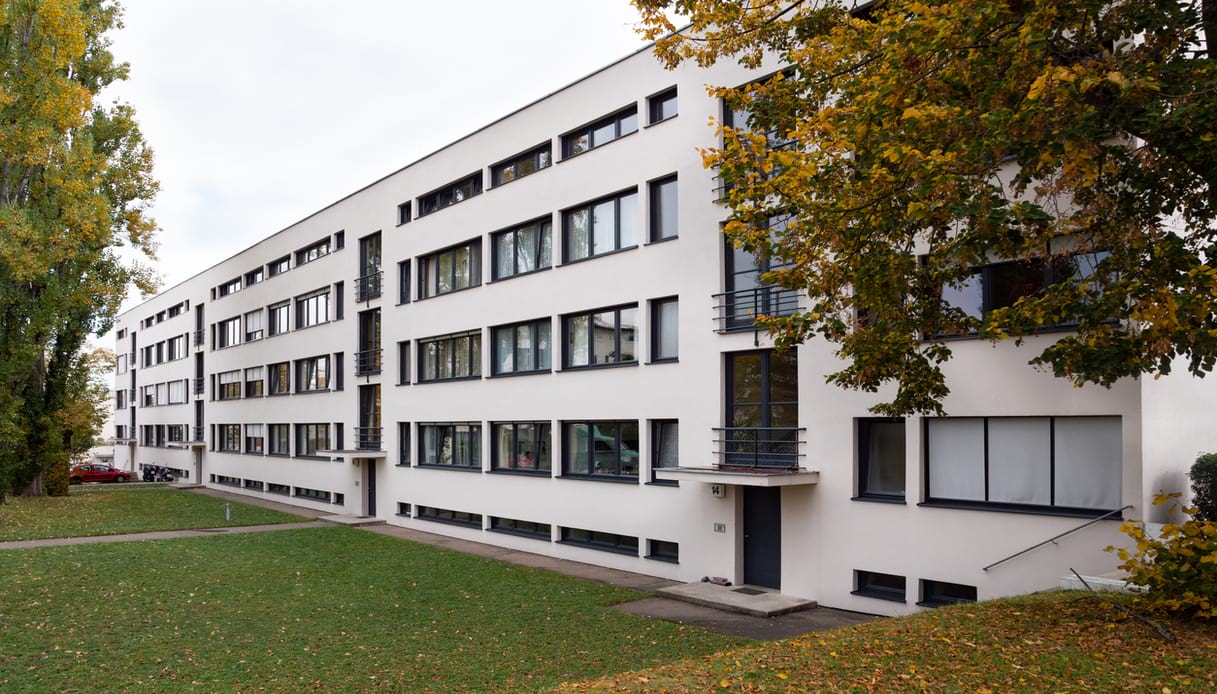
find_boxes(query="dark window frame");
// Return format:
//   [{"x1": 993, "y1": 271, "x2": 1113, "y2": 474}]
[
  {"x1": 267, "y1": 255, "x2": 290, "y2": 277},
  {"x1": 918, "y1": 579, "x2": 978, "y2": 607},
  {"x1": 294, "y1": 423, "x2": 331, "y2": 458},
  {"x1": 650, "y1": 419, "x2": 679, "y2": 485},
  {"x1": 650, "y1": 296, "x2": 679, "y2": 363},
  {"x1": 268, "y1": 362, "x2": 290, "y2": 396},
  {"x1": 856, "y1": 417, "x2": 906, "y2": 502},
  {"x1": 852, "y1": 569, "x2": 907, "y2": 602},
  {"x1": 295, "y1": 355, "x2": 330, "y2": 392},
  {"x1": 295, "y1": 238, "x2": 331, "y2": 266},
  {"x1": 417, "y1": 422, "x2": 482, "y2": 469},
  {"x1": 561, "y1": 105, "x2": 639, "y2": 158},
  {"x1": 268, "y1": 423, "x2": 290, "y2": 456},
  {"x1": 491, "y1": 421, "x2": 552, "y2": 474},
  {"x1": 397, "y1": 422, "x2": 411, "y2": 466},
  {"x1": 561, "y1": 188, "x2": 639, "y2": 263},
  {"x1": 397, "y1": 201, "x2": 412, "y2": 226},
  {"x1": 490, "y1": 318, "x2": 552, "y2": 376},
  {"x1": 295, "y1": 288, "x2": 331, "y2": 329},
  {"x1": 218, "y1": 424, "x2": 241, "y2": 452},
  {"x1": 648, "y1": 174, "x2": 679, "y2": 242},
  {"x1": 398, "y1": 260, "x2": 411, "y2": 304},
  {"x1": 416, "y1": 505, "x2": 482, "y2": 528},
  {"x1": 646, "y1": 539, "x2": 679, "y2": 563},
  {"x1": 418, "y1": 172, "x2": 483, "y2": 217},
  {"x1": 489, "y1": 516, "x2": 551, "y2": 540},
  {"x1": 268, "y1": 302, "x2": 290, "y2": 336},
  {"x1": 490, "y1": 217, "x2": 553, "y2": 281},
  {"x1": 648, "y1": 87, "x2": 678, "y2": 124},
  {"x1": 490, "y1": 143, "x2": 552, "y2": 187},
  {"x1": 559, "y1": 527, "x2": 639, "y2": 555},
  {"x1": 417, "y1": 330, "x2": 482, "y2": 382},
  {"x1": 562, "y1": 304, "x2": 639, "y2": 370},
  {"x1": 418, "y1": 237, "x2": 482, "y2": 300},
  {"x1": 561, "y1": 420, "x2": 640, "y2": 481}
]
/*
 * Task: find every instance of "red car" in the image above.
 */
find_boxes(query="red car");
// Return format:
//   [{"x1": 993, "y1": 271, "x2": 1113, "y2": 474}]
[{"x1": 69, "y1": 464, "x2": 131, "y2": 484}]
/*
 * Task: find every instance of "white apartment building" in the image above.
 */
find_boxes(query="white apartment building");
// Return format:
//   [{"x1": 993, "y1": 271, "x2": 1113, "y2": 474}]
[{"x1": 111, "y1": 42, "x2": 1214, "y2": 616}]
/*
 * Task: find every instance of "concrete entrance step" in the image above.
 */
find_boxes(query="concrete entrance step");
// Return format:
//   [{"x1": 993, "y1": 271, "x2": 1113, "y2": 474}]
[
  {"x1": 657, "y1": 582, "x2": 816, "y2": 617},
  {"x1": 318, "y1": 514, "x2": 386, "y2": 527}
]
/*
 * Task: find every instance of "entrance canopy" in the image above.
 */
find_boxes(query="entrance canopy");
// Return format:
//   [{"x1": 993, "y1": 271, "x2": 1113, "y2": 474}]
[{"x1": 654, "y1": 466, "x2": 819, "y2": 487}]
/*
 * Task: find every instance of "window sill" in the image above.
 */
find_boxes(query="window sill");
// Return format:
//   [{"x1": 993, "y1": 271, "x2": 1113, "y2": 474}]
[
  {"x1": 558, "y1": 128, "x2": 639, "y2": 163},
  {"x1": 851, "y1": 589, "x2": 906, "y2": 603},
  {"x1": 916, "y1": 599, "x2": 974, "y2": 609},
  {"x1": 487, "y1": 369, "x2": 552, "y2": 379},
  {"x1": 294, "y1": 388, "x2": 332, "y2": 395},
  {"x1": 415, "y1": 283, "x2": 483, "y2": 303},
  {"x1": 852, "y1": 495, "x2": 906, "y2": 505},
  {"x1": 559, "y1": 475, "x2": 640, "y2": 485},
  {"x1": 557, "y1": 539, "x2": 638, "y2": 556},
  {"x1": 644, "y1": 113, "x2": 678, "y2": 128},
  {"x1": 488, "y1": 468, "x2": 552, "y2": 477},
  {"x1": 416, "y1": 464, "x2": 483, "y2": 473},
  {"x1": 647, "y1": 358, "x2": 679, "y2": 366},
  {"x1": 645, "y1": 554, "x2": 679, "y2": 564},
  {"x1": 561, "y1": 360, "x2": 638, "y2": 373},
  {"x1": 488, "y1": 527, "x2": 551, "y2": 542},
  {"x1": 561, "y1": 244, "x2": 638, "y2": 267},
  {"x1": 395, "y1": 301, "x2": 411, "y2": 307},
  {"x1": 415, "y1": 375, "x2": 482, "y2": 386},
  {"x1": 294, "y1": 455, "x2": 333, "y2": 462},
  {"x1": 917, "y1": 500, "x2": 1123, "y2": 520},
  {"x1": 416, "y1": 515, "x2": 482, "y2": 530},
  {"x1": 267, "y1": 453, "x2": 290, "y2": 458},
  {"x1": 488, "y1": 265, "x2": 553, "y2": 284},
  {"x1": 644, "y1": 235, "x2": 679, "y2": 246},
  {"x1": 293, "y1": 320, "x2": 333, "y2": 333},
  {"x1": 646, "y1": 480, "x2": 679, "y2": 488},
  {"x1": 268, "y1": 392, "x2": 291, "y2": 397},
  {"x1": 394, "y1": 463, "x2": 412, "y2": 468},
  {"x1": 487, "y1": 165, "x2": 551, "y2": 191}
]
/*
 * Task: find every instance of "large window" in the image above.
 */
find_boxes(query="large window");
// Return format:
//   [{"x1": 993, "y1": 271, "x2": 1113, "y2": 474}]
[
  {"x1": 268, "y1": 302, "x2": 290, "y2": 336},
  {"x1": 563, "y1": 190, "x2": 638, "y2": 262},
  {"x1": 651, "y1": 297, "x2": 678, "y2": 362},
  {"x1": 651, "y1": 420, "x2": 678, "y2": 483},
  {"x1": 418, "y1": 172, "x2": 482, "y2": 216},
  {"x1": 167, "y1": 334, "x2": 186, "y2": 360},
  {"x1": 218, "y1": 424, "x2": 241, "y2": 452},
  {"x1": 296, "y1": 288, "x2": 330, "y2": 329},
  {"x1": 857, "y1": 418, "x2": 905, "y2": 500},
  {"x1": 853, "y1": 570, "x2": 906, "y2": 603},
  {"x1": 491, "y1": 318, "x2": 551, "y2": 375},
  {"x1": 244, "y1": 424, "x2": 265, "y2": 454},
  {"x1": 938, "y1": 251, "x2": 1111, "y2": 329},
  {"x1": 490, "y1": 144, "x2": 551, "y2": 186},
  {"x1": 562, "y1": 106, "x2": 638, "y2": 158},
  {"x1": 244, "y1": 310, "x2": 263, "y2": 341},
  {"x1": 418, "y1": 331, "x2": 481, "y2": 382},
  {"x1": 295, "y1": 238, "x2": 331, "y2": 266},
  {"x1": 419, "y1": 423, "x2": 481, "y2": 469},
  {"x1": 217, "y1": 317, "x2": 240, "y2": 348},
  {"x1": 268, "y1": 423, "x2": 290, "y2": 456},
  {"x1": 244, "y1": 367, "x2": 265, "y2": 397},
  {"x1": 648, "y1": 87, "x2": 678, "y2": 123},
  {"x1": 926, "y1": 416, "x2": 1121, "y2": 513},
  {"x1": 296, "y1": 355, "x2": 330, "y2": 392},
  {"x1": 217, "y1": 370, "x2": 241, "y2": 400},
  {"x1": 649, "y1": 175, "x2": 678, "y2": 241},
  {"x1": 419, "y1": 238, "x2": 481, "y2": 299},
  {"x1": 492, "y1": 422, "x2": 551, "y2": 473},
  {"x1": 492, "y1": 218, "x2": 552, "y2": 280},
  {"x1": 269, "y1": 362, "x2": 289, "y2": 395},
  {"x1": 167, "y1": 380, "x2": 187, "y2": 404},
  {"x1": 295, "y1": 423, "x2": 330, "y2": 457},
  {"x1": 563, "y1": 420, "x2": 639, "y2": 480},
  {"x1": 563, "y1": 304, "x2": 637, "y2": 368}
]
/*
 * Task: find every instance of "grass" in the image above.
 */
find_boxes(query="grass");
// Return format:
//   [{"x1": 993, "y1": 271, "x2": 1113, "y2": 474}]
[
  {"x1": 565, "y1": 591, "x2": 1217, "y2": 692},
  {"x1": 0, "y1": 486, "x2": 303, "y2": 541},
  {"x1": 0, "y1": 527, "x2": 744, "y2": 692}
]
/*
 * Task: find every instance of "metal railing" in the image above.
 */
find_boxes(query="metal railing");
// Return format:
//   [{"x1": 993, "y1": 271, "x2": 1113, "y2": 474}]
[
  {"x1": 355, "y1": 271, "x2": 383, "y2": 302},
  {"x1": 193, "y1": 377, "x2": 205, "y2": 395},
  {"x1": 193, "y1": 329, "x2": 204, "y2": 347},
  {"x1": 982, "y1": 504, "x2": 1134, "y2": 572},
  {"x1": 192, "y1": 426, "x2": 204, "y2": 443},
  {"x1": 355, "y1": 426, "x2": 383, "y2": 451},
  {"x1": 712, "y1": 426, "x2": 806, "y2": 469},
  {"x1": 712, "y1": 286, "x2": 801, "y2": 333},
  {"x1": 355, "y1": 348, "x2": 383, "y2": 376}
]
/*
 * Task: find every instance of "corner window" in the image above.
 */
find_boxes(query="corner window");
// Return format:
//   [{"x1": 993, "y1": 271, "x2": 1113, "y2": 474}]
[
  {"x1": 563, "y1": 420, "x2": 639, "y2": 480},
  {"x1": 418, "y1": 423, "x2": 481, "y2": 469},
  {"x1": 418, "y1": 330, "x2": 481, "y2": 382},
  {"x1": 492, "y1": 422, "x2": 551, "y2": 473},
  {"x1": 562, "y1": 106, "x2": 638, "y2": 158},
  {"x1": 492, "y1": 218, "x2": 552, "y2": 280},
  {"x1": 491, "y1": 143, "x2": 551, "y2": 186},
  {"x1": 562, "y1": 189, "x2": 638, "y2": 262},
  {"x1": 857, "y1": 418, "x2": 905, "y2": 500},
  {"x1": 418, "y1": 238, "x2": 481, "y2": 299},
  {"x1": 418, "y1": 172, "x2": 482, "y2": 216},
  {"x1": 650, "y1": 297, "x2": 678, "y2": 362},
  {"x1": 649, "y1": 175, "x2": 678, "y2": 241},
  {"x1": 853, "y1": 570, "x2": 906, "y2": 602},
  {"x1": 648, "y1": 87, "x2": 677, "y2": 123},
  {"x1": 491, "y1": 318, "x2": 551, "y2": 376},
  {"x1": 563, "y1": 304, "x2": 637, "y2": 368}
]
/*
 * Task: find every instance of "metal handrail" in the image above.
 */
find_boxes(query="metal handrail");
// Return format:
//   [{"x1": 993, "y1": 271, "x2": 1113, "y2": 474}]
[
  {"x1": 354, "y1": 426, "x2": 383, "y2": 451},
  {"x1": 355, "y1": 271, "x2": 383, "y2": 302},
  {"x1": 982, "y1": 504, "x2": 1133, "y2": 572},
  {"x1": 355, "y1": 348, "x2": 382, "y2": 376},
  {"x1": 711, "y1": 286, "x2": 801, "y2": 333},
  {"x1": 712, "y1": 426, "x2": 806, "y2": 470}
]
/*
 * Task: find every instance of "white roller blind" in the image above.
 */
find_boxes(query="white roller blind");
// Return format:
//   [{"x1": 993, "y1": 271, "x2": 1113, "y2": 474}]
[
  {"x1": 927, "y1": 418, "x2": 985, "y2": 501},
  {"x1": 1054, "y1": 416, "x2": 1121, "y2": 510},
  {"x1": 988, "y1": 418, "x2": 1051, "y2": 505}
]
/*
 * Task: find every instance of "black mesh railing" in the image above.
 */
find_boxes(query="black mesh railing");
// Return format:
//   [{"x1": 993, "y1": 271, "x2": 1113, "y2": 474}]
[
  {"x1": 193, "y1": 377, "x2": 205, "y2": 395},
  {"x1": 192, "y1": 426, "x2": 204, "y2": 442},
  {"x1": 713, "y1": 426, "x2": 805, "y2": 469},
  {"x1": 355, "y1": 427, "x2": 383, "y2": 451},
  {"x1": 355, "y1": 271, "x2": 383, "y2": 302},
  {"x1": 193, "y1": 329, "x2": 204, "y2": 347},
  {"x1": 355, "y1": 349, "x2": 382, "y2": 376},
  {"x1": 712, "y1": 286, "x2": 801, "y2": 333}
]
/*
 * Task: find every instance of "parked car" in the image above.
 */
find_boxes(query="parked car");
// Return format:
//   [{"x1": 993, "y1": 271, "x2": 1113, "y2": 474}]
[{"x1": 69, "y1": 464, "x2": 131, "y2": 484}]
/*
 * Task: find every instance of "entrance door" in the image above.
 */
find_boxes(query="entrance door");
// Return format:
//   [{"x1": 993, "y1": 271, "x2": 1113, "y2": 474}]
[
  {"x1": 364, "y1": 461, "x2": 376, "y2": 517},
  {"x1": 743, "y1": 486, "x2": 782, "y2": 589}
]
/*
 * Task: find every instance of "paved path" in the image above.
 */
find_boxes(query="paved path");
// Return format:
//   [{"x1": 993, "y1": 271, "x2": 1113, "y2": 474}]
[{"x1": 0, "y1": 520, "x2": 326, "y2": 550}]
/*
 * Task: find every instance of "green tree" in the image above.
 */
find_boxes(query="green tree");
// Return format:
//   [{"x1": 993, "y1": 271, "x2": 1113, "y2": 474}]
[
  {"x1": 0, "y1": 0, "x2": 157, "y2": 503},
  {"x1": 633, "y1": 0, "x2": 1217, "y2": 415}
]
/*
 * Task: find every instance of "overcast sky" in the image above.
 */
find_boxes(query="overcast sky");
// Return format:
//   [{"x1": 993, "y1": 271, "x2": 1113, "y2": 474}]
[{"x1": 103, "y1": 0, "x2": 656, "y2": 326}]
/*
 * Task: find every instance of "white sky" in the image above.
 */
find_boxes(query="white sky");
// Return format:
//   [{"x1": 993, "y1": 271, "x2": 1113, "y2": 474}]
[{"x1": 103, "y1": 0, "x2": 656, "y2": 327}]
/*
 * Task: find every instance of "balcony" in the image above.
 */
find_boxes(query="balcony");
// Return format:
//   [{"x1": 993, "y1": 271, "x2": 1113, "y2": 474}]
[
  {"x1": 193, "y1": 329, "x2": 204, "y2": 347},
  {"x1": 354, "y1": 426, "x2": 383, "y2": 451},
  {"x1": 192, "y1": 426, "x2": 204, "y2": 442},
  {"x1": 355, "y1": 348, "x2": 382, "y2": 376},
  {"x1": 713, "y1": 426, "x2": 806, "y2": 470},
  {"x1": 354, "y1": 271, "x2": 383, "y2": 302},
  {"x1": 712, "y1": 286, "x2": 801, "y2": 334},
  {"x1": 193, "y1": 377, "x2": 205, "y2": 396}
]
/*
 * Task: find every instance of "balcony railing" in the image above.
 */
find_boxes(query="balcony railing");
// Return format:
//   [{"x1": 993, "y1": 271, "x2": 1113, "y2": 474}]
[
  {"x1": 355, "y1": 271, "x2": 383, "y2": 302},
  {"x1": 355, "y1": 426, "x2": 383, "y2": 451},
  {"x1": 713, "y1": 426, "x2": 806, "y2": 469},
  {"x1": 193, "y1": 329, "x2": 204, "y2": 347},
  {"x1": 355, "y1": 348, "x2": 382, "y2": 376},
  {"x1": 192, "y1": 426, "x2": 204, "y2": 443},
  {"x1": 712, "y1": 286, "x2": 801, "y2": 333},
  {"x1": 193, "y1": 377, "x2": 205, "y2": 395}
]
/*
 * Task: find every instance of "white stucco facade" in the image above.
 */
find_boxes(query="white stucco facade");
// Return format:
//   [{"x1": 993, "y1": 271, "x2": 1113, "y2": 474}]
[{"x1": 112, "y1": 43, "x2": 1213, "y2": 616}]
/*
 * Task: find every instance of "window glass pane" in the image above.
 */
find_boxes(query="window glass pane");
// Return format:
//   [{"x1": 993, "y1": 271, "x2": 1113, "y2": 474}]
[
  {"x1": 863, "y1": 421, "x2": 905, "y2": 496},
  {"x1": 495, "y1": 327, "x2": 513, "y2": 373},
  {"x1": 591, "y1": 121, "x2": 616, "y2": 147},
  {"x1": 592, "y1": 311, "x2": 616, "y2": 364},
  {"x1": 568, "y1": 315, "x2": 589, "y2": 367},
  {"x1": 592, "y1": 200, "x2": 616, "y2": 255},
  {"x1": 516, "y1": 324, "x2": 533, "y2": 371},
  {"x1": 536, "y1": 321, "x2": 551, "y2": 370},
  {"x1": 567, "y1": 209, "x2": 589, "y2": 261},
  {"x1": 515, "y1": 423, "x2": 537, "y2": 470},
  {"x1": 495, "y1": 424, "x2": 513, "y2": 469},
  {"x1": 730, "y1": 353, "x2": 763, "y2": 403},
  {"x1": 592, "y1": 422, "x2": 618, "y2": 475},
  {"x1": 438, "y1": 253, "x2": 453, "y2": 294},
  {"x1": 941, "y1": 271, "x2": 983, "y2": 320},
  {"x1": 470, "y1": 334, "x2": 481, "y2": 376},
  {"x1": 619, "y1": 111, "x2": 638, "y2": 135},
  {"x1": 567, "y1": 423, "x2": 590, "y2": 474},
  {"x1": 516, "y1": 225, "x2": 537, "y2": 273},
  {"x1": 618, "y1": 193, "x2": 638, "y2": 248},
  {"x1": 1054, "y1": 417, "x2": 1121, "y2": 509},
  {"x1": 654, "y1": 179, "x2": 677, "y2": 239},
  {"x1": 655, "y1": 300, "x2": 678, "y2": 359},
  {"x1": 619, "y1": 421, "x2": 640, "y2": 477},
  {"x1": 567, "y1": 132, "x2": 589, "y2": 156},
  {"x1": 618, "y1": 308, "x2": 637, "y2": 362},
  {"x1": 655, "y1": 422, "x2": 678, "y2": 469},
  {"x1": 495, "y1": 233, "x2": 514, "y2": 279},
  {"x1": 769, "y1": 349, "x2": 800, "y2": 403},
  {"x1": 453, "y1": 246, "x2": 470, "y2": 290},
  {"x1": 927, "y1": 418, "x2": 986, "y2": 501},
  {"x1": 424, "y1": 342, "x2": 438, "y2": 380},
  {"x1": 536, "y1": 424, "x2": 551, "y2": 472},
  {"x1": 988, "y1": 418, "x2": 1051, "y2": 505},
  {"x1": 989, "y1": 262, "x2": 1045, "y2": 311},
  {"x1": 454, "y1": 336, "x2": 470, "y2": 377},
  {"x1": 437, "y1": 339, "x2": 452, "y2": 379},
  {"x1": 539, "y1": 221, "x2": 552, "y2": 269}
]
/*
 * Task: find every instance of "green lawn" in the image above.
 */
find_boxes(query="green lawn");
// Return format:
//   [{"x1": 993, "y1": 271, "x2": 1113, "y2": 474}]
[
  {"x1": 0, "y1": 487, "x2": 303, "y2": 541},
  {"x1": 567, "y1": 591, "x2": 1217, "y2": 692},
  {"x1": 0, "y1": 528, "x2": 744, "y2": 692}
]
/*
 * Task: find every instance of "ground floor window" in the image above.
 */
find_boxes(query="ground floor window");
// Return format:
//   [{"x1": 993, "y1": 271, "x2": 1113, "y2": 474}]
[
  {"x1": 489, "y1": 516, "x2": 551, "y2": 540},
  {"x1": 416, "y1": 506, "x2": 482, "y2": 528},
  {"x1": 559, "y1": 527, "x2": 638, "y2": 555},
  {"x1": 919, "y1": 579, "x2": 977, "y2": 607},
  {"x1": 852, "y1": 570, "x2": 906, "y2": 602},
  {"x1": 419, "y1": 423, "x2": 481, "y2": 469}
]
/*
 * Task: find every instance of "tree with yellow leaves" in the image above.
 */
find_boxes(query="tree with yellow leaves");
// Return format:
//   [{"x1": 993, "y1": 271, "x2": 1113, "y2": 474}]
[
  {"x1": 0, "y1": 0, "x2": 158, "y2": 502},
  {"x1": 633, "y1": 0, "x2": 1217, "y2": 414}
]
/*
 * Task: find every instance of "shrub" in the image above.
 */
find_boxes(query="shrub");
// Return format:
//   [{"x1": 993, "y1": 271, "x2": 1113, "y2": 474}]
[
  {"x1": 1191, "y1": 452, "x2": 1217, "y2": 521},
  {"x1": 1108, "y1": 493, "x2": 1217, "y2": 619}
]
